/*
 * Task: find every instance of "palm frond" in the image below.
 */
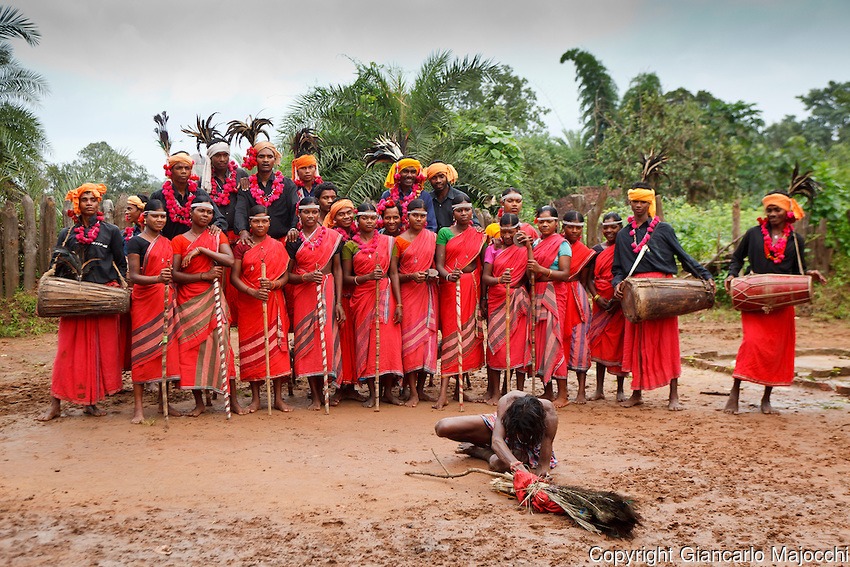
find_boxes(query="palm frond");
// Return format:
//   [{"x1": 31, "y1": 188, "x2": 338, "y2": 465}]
[
  {"x1": 181, "y1": 113, "x2": 221, "y2": 150},
  {"x1": 0, "y1": 6, "x2": 42, "y2": 46}
]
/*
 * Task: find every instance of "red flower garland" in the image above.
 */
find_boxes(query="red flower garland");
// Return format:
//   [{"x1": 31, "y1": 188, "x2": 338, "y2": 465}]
[
  {"x1": 295, "y1": 175, "x2": 323, "y2": 189},
  {"x1": 353, "y1": 231, "x2": 380, "y2": 256},
  {"x1": 242, "y1": 146, "x2": 258, "y2": 170},
  {"x1": 73, "y1": 212, "x2": 105, "y2": 245},
  {"x1": 628, "y1": 215, "x2": 660, "y2": 253},
  {"x1": 300, "y1": 225, "x2": 326, "y2": 251},
  {"x1": 162, "y1": 179, "x2": 198, "y2": 226},
  {"x1": 123, "y1": 226, "x2": 136, "y2": 242},
  {"x1": 759, "y1": 217, "x2": 792, "y2": 264},
  {"x1": 210, "y1": 161, "x2": 239, "y2": 206},
  {"x1": 248, "y1": 171, "x2": 285, "y2": 207},
  {"x1": 377, "y1": 174, "x2": 425, "y2": 231}
]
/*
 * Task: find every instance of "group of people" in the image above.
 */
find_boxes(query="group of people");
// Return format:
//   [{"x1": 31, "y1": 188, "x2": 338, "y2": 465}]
[{"x1": 38, "y1": 137, "x2": 824, "y2": 442}]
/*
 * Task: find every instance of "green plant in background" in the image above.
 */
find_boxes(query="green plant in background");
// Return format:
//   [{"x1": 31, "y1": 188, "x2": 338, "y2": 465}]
[{"x1": 0, "y1": 291, "x2": 56, "y2": 337}]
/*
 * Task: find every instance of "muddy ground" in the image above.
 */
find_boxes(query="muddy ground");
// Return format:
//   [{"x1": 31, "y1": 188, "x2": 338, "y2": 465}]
[{"x1": 1, "y1": 312, "x2": 849, "y2": 566}]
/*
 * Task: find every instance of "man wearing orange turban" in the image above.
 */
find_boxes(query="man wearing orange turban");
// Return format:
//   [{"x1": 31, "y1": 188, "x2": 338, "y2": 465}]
[
  {"x1": 425, "y1": 161, "x2": 478, "y2": 230},
  {"x1": 611, "y1": 181, "x2": 715, "y2": 411},
  {"x1": 291, "y1": 154, "x2": 322, "y2": 199},
  {"x1": 379, "y1": 157, "x2": 437, "y2": 232},
  {"x1": 39, "y1": 183, "x2": 128, "y2": 422},
  {"x1": 723, "y1": 189, "x2": 826, "y2": 414}
]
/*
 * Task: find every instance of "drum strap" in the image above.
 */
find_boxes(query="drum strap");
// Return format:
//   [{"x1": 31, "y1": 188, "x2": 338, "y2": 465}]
[
  {"x1": 626, "y1": 245, "x2": 650, "y2": 279},
  {"x1": 792, "y1": 232, "x2": 804, "y2": 275}
]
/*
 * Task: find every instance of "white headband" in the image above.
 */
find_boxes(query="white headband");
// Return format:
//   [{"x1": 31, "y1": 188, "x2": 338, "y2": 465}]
[
  {"x1": 298, "y1": 204, "x2": 320, "y2": 211},
  {"x1": 356, "y1": 212, "x2": 378, "y2": 218},
  {"x1": 191, "y1": 202, "x2": 214, "y2": 210},
  {"x1": 500, "y1": 194, "x2": 523, "y2": 202},
  {"x1": 562, "y1": 221, "x2": 585, "y2": 227},
  {"x1": 535, "y1": 217, "x2": 557, "y2": 222},
  {"x1": 248, "y1": 215, "x2": 270, "y2": 220},
  {"x1": 452, "y1": 203, "x2": 473, "y2": 210},
  {"x1": 601, "y1": 220, "x2": 622, "y2": 226},
  {"x1": 501, "y1": 222, "x2": 521, "y2": 230}
]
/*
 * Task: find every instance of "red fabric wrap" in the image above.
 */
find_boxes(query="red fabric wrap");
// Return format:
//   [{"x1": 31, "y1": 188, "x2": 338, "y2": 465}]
[
  {"x1": 733, "y1": 305, "x2": 795, "y2": 386},
  {"x1": 398, "y1": 230, "x2": 438, "y2": 374},
  {"x1": 532, "y1": 235, "x2": 568, "y2": 382},
  {"x1": 351, "y1": 235, "x2": 402, "y2": 379},
  {"x1": 487, "y1": 245, "x2": 530, "y2": 371},
  {"x1": 512, "y1": 470, "x2": 564, "y2": 514},
  {"x1": 235, "y1": 238, "x2": 291, "y2": 382},
  {"x1": 588, "y1": 245, "x2": 626, "y2": 374},
  {"x1": 131, "y1": 235, "x2": 180, "y2": 383},
  {"x1": 51, "y1": 314, "x2": 123, "y2": 405},
  {"x1": 621, "y1": 272, "x2": 680, "y2": 391}
]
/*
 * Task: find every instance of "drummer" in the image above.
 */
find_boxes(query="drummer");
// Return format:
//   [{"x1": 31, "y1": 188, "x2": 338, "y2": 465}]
[
  {"x1": 612, "y1": 184, "x2": 715, "y2": 410},
  {"x1": 38, "y1": 183, "x2": 127, "y2": 421},
  {"x1": 723, "y1": 189, "x2": 826, "y2": 414}
]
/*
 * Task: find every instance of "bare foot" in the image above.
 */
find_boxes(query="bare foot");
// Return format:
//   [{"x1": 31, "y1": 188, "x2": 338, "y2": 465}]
[
  {"x1": 668, "y1": 399, "x2": 683, "y2": 411},
  {"x1": 574, "y1": 393, "x2": 587, "y2": 405},
  {"x1": 37, "y1": 399, "x2": 61, "y2": 422},
  {"x1": 432, "y1": 395, "x2": 449, "y2": 410},
  {"x1": 587, "y1": 391, "x2": 605, "y2": 401},
  {"x1": 230, "y1": 400, "x2": 249, "y2": 416},
  {"x1": 723, "y1": 398, "x2": 739, "y2": 414},
  {"x1": 186, "y1": 403, "x2": 206, "y2": 417},
  {"x1": 309, "y1": 398, "x2": 322, "y2": 411},
  {"x1": 159, "y1": 404, "x2": 183, "y2": 417},
  {"x1": 330, "y1": 390, "x2": 342, "y2": 407},
  {"x1": 761, "y1": 401, "x2": 779, "y2": 415},
  {"x1": 616, "y1": 391, "x2": 627, "y2": 403},
  {"x1": 553, "y1": 396, "x2": 570, "y2": 409},
  {"x1": 404, "y1": 394, "x2": 420, "y2": 408},
  {"x1": 456, "y1": 442, "x2": 475, "y2": 454},
  {"x1": 131, "y1": 409, "x2": 145, "y2": 424},
  {"x1": 274, "y1": 399, "x2": 294, "y2": 412},
  {"x1": 362, "y1": 396, "x2": 376, "y2": 409},
  {"x1": 417, "y1": 390, "x2": 436, "y2": 402},
  {"x1": 83, "y1": 405, "x2": 107, "y2": 417},
  {"x1": 381, "y1": 393, "x2": 404, "y2": 406},
  {"x1": 246, "y1": 398, "x2": 261, "y2": 414},
  {"x1": 621, "y1": 394, "x2": 643, "y2": 408}
]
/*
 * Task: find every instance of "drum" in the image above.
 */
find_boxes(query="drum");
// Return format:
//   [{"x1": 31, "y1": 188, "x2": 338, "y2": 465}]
[
  {"x1": 37, "y1": 276, "x2": 130, "y2": 317},
  {"x1": 730, "y1": 273, "x2": 812, "y2": 313},
  {"x1": 621, "y1": 278, "x2": 715, "y2": 323}
]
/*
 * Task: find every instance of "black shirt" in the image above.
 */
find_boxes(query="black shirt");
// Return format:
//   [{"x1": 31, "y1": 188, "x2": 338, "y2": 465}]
[
  {"x1": 53, "y1": 221, "x2": 127, "y2": 284},
  {"x1": 727, "y1": 225, "x2": 806, "y2": 277},
  {"x1": 149, "y1": 185, "x2": 227, "y2": 240},
  {"x1": 234, "y1": 174, "x2": 299, "y2": 239},
  {"x1": 126, "y1": 234, "x2": 152, "y2": 265},
  {"x1": 612, "y1": 220, "x2": 711, "y2": 286},
  {"x1": 430, "y1": 185, "x2": 481, "y2": 230}
]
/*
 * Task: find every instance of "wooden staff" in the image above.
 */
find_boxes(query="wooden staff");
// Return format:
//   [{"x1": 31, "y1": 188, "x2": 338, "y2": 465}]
[
  {"x1": 374, "y1": 264, "x2": 381, "y2": 412},
  {"x1": 505, "y1": 278, "x2": 512, "y2": 393},
  {"x1": 525, "y1": 241, "x2": 536, "y2": 396},
  {"x1": 212, "y1": 277, "x2": 231, "y2": 420},
  {"x1": 261, "y1": 261, "x2": 272, "y2": 416},
  {"x1": 316, "y1": 265, "x2": 330, "y2": 415},
  {"x1": 455, "y1": 266, "x2": 464, "y2": 412},
  {"x1": 161, "y1": 282, "x2": 170, "y2": 427}
]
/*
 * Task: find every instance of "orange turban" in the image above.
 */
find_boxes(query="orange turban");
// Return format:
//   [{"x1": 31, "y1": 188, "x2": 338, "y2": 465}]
[
  {"x1": 291, "y1": 154, "x2": 318, "y2": 180},
  {"x1": 323, "y1": 199, "x2": 355, "y2": 228},
  {"x1": 762, "y1": 193, "x2": 804, "y2": 221},
  {"x1": 425, "y1": 162, "x2": 458, "y2": 184},
  {"x1": 127, "y1": 196, "x2": 145, "y2": 210},
  {"x1": 485, "y1": 222, "x2": 502, "y2": 240},
  {"x1": 253, "y1": 141, "x2": 282, "y2": 166},
  {"x1": 167, "y1": 153, "x2": 194, "y2": 168},
  {"x1": 627, "y1": 187, "x2": 656, "y2": 218},
  {"x1": 65, "y1": 183, "x2": 107, "y2": 217},
  {"x1": 384, "y1": 158, "x2": 422, "y2": 189}
]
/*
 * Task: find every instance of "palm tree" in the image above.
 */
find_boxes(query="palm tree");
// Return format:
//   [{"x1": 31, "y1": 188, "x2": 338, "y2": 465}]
[
  {"x1": 560, "y1": 48, "x2": 618, "y2": 150},
  {"x1": 280, "y1": 51, "x2": 521, "y2": 204},
  {"x1": 0, "y1": 6, "x2": 49, "y2": 198}
]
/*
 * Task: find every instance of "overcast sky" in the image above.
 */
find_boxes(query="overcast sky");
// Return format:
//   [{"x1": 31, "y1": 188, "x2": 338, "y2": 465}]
[{"x1": 11, "y1": 0, "x2": 850, "y2": 179}]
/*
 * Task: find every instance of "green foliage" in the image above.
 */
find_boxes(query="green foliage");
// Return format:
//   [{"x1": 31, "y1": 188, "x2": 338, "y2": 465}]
[
  {"x1": 797, "y1": 80, "x2": 850, "y2": 148},
  {"x1": 0, "y1": 291, "x2": 56, "y2": 337},
  {"x1": 46, "y1": 141, "x2": 158, "y2": 199},
  {"x1": 560, "y1": 49, "x2": 618, "y2": 149},
  {"x1": 807, "y1": 160, "x2": 850, "y2": 255},
  {"x1": 663, "y1": 196, "x2": 759, "y2": 263}
]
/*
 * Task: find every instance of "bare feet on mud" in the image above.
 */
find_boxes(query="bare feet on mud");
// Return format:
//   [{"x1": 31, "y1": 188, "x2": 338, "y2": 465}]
[
  {"x1": 274, "y1": 399, "x2": 293, "y2": 412},
  {"x1": 621, "y1": 393, "x2": 643, "y2": 408},
  {"x1": 36, "y1": 399, "x2": 61, "y2": 422},
  {"x1": 83, "y1": 405, "x2": 107, "y2": 417}
]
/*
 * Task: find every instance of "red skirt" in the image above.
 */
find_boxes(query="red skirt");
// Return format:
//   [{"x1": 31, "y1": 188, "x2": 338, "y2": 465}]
[
  {"x1": 337, "y1": 293, "x2": 357, "y2": 384},
  {"x1": 733, "y1": 305, "x2": 795, "y2": 386},
  {"x1": 51, "y1": 315, "x2": 123, "y2": 405}
]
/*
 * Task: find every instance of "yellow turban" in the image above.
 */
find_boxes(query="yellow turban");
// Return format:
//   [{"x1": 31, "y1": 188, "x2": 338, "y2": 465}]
[
  {"x1": 323, "y1": 198, "x2": 355, "y2": 228},
  {"x1": 762, "y1": 193, "x2": 804, "y2": 221},
  {"x1": 627, "y1": 188, "x2": 656, "y2": 218},
  {"x1": 253, "y1": 141, "x2": 282, "y2": 166},
  {"x1": 425, "y1": 162, "x2": 458, "y2": 184},
  {"x1": 127, "y1": 196, "x2": 145, "y2": 210},
  {"x1": 65, "y1": 183, "x2": 107, "y2": 217},
  {"x1": 167, "y1": 153, "x2": 194, "y2": 168},
  {"x1": 384, "y1": 158, "x2": 422, "y2": 189},
  {"x1": 485, "y1": 222, "x2": 502, "y2": 240}
]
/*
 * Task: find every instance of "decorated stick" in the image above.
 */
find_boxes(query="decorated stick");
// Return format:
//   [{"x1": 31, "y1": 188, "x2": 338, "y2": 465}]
[
  {"x1": 161, "y1": 282, "x2": 170, "y2": 427},
  {"x1": 505, "y1": 278, "x2": 512, "y2": 393},
  {"x1": 261, "y1": 261, "x2": 272, "y2": 416},
  {"x1": 212, "y1": 277, "x2": 231, "y2": 420},
  {"x1": 374, "y1": 264, "x2": 381, "y2": 412},
  {"x1": 455, "y1": 266, "x2": 465, "y2": 412},
  {"x1": 526, "y1": 241, "x2": 536, "y2": 396},
  {"x1": 317, "y1": 265, "x2": 330, "y2": 415}
]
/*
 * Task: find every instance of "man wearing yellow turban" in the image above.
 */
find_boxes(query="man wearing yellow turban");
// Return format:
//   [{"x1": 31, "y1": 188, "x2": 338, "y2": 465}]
[
  {"x1": 723, "y1": 189, "x2": 826, "y2": 414},
  {"x1": 39, "y1": 183, "x2": 128, "y2": 422},
  {"x1": 611, "y1": 181, "x2": 715, "y2": 411},
  {"x1": 379, "y1": 157, "x2": 437, "y2": 232}
]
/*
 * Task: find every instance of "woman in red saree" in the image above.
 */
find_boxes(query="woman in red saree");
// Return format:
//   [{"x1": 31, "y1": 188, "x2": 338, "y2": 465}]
[
  {"x1": 587, "y1": 213, "x2": 628, "y2": 402},
  {"x1": 520, "y1": 205, "x2": 572, "y2": 408},
  {"x1": 395, "y1": 199, "x2": 439, "y2": 407},
  {"x1": 484, "y1": 187, "x2": 539, "y2": 242},
  {"x1": 482, "y1": 214, "x2": 530, "y2": 405},
  {"x1": 231, "y1": 205, "x2": 292, "y2": 414},
  {"x1": 561, "y1": 210, "x2": 597, "y2": 404},
  {"x1": 434, "y1": 195, "x2": 487, "y2": 410},
  {"x1": 127, "y1": 199, "x2": 181, "y2": 423},
  {"x1": 287, "y1": 197, "x2": 345, "y2": 411},
  {"x1": 342, "y1": 203, "x2": 403, "y2": 408},
  {"x1": 172, "y1": 199, "x2": 235, "y2": 417}
]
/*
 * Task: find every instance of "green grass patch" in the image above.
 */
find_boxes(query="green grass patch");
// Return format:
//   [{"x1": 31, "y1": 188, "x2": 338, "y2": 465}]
[{"x1": 0, "y1": 291, "x2": 58, "y2": 338}]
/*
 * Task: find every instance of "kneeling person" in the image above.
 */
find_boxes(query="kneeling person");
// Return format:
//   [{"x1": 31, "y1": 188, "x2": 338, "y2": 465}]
[{"x1": 434, "y1": 391, "x2": 558, "y2": 476}]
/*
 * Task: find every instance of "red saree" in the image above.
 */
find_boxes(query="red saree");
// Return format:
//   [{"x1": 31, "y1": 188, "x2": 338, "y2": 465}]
[
  {"x1": 565, "y1": 240, "x2": 595, "y2": 371},
  {"x1": 172, "y1": 229, "x2": 235, "y2": 392},
  {"x1": 130, "y1": 235, "x2": 180, "y2": 384},
  {"x1": 235, "y1": 238, "x2": 291, "y2": 382},
  {"x1": 440, "y1": 227, "x2": 486, "y2": 375},
  {"x1": 397, "y1": 230, "x2": 438, "y2": 374},
  {"x1": 351, "y1": 234, "x2": 402, "y2": 379},
  {"x1": 733, "y1": 306, "x2": 795, "y2": 386},
  {"x1": 487, "y1": 245, "x2": 531, "y2": 371},
  {"x1": 588, "y1": 245, "x2": 626, "y2": 375},
  {"x1": 621, "y1": 272, "x2": 680, "y2": 391},
  {"x1": 532, "y1": 234, "x2": 568, "y2": 383},
  {"x1": 291, "y1": 227, "x2": 343, "y2": 382}
]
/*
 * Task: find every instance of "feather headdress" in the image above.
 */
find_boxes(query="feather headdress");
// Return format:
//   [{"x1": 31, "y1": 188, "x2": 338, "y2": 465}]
[
  {"x1": 787, "y1": 163, "x2": 819, "y2": 203},
  {"x1": 364, "y1": 134, "x2": 405, "y2": 168},
  {"x1": 639, "y1": 150, "x2": 668, "y2": 186},
  {"x1": 182, "y1": 113, "x2": 222, "y2": 151},
  {"x1": 291, "y1": 127, "x2": 322, "y2": 158},
  {"x1": 225, "y1": 115, "x2": 273, "y2": 147},
  {"x1": 153, "y1": 111, "x2": 171, "y2": 158}
]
